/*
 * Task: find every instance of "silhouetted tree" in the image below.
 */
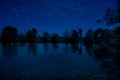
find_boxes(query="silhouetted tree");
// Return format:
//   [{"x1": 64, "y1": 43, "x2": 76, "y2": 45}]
[
  {"x1": 96, "y1": 0, "x2": 120, "y2": 26},
  {"x1": 26, "y1": 30, "x2": 32, "y2": 43},
  {"x1": 117, "y1": 0, "x2": 120, "y2": 7},
  {"x1": 103, "y1": 0, "x2": 120, "y2": 25},
  {"x1": 113, "y1": 26, "x2": 120, "y2": 36},
  {"x1": 1, "y1": 26, "x2": 17, "y2": 45},
  {"x1": 0, "y1": 33, "x2": 1, "y2": 41},
  {"x1": 112, "y1": 35, "x2": 120, "y2": 50},
  {"x1": 70, "y1": 30, "x2": 79, "y2": 42},
  {"x1": 84, "y1": 29, "x2": 94, "y2": 45},
  {"x1": 79, "y1": 28, "x2": 82, "y2": 40},
  {"x1": 94, "y1": 28, "x2": 112, "y2": 44},
  {"x1": 50, "y1": 33, "x2": 60, "y2": 43},
  {"x1": 17, "y1": 34, "x2": 26, "y2": 44},
  {"x1": 113, "y1": 53, "x2": 120, "y2": 65},
  {"x1": 102, "y1": 29, "x2": 112, "y2": 42},
  {"x1": 26, "y1": 28, "x2": 37, "y2": 43},
  {"x1": 93, "y1": 28, "x2": 104, "y2": 44},
  {"x1": 31, "y1": 28, "x2": 37, "y2": 37},
  {"x1": 103, "y1": 8, "x2": 117, "y2": 26},
  {"x1": 42, "y1": 31, "x2": 50, "y2": 43},
  {"x1": 62, "y1": 30, "x2": 70, "y2": 42}
]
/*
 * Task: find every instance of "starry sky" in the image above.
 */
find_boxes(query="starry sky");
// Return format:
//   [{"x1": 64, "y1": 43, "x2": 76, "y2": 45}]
[{"x1": 0, "y1": 0, "x2": 116, "y2": 36}]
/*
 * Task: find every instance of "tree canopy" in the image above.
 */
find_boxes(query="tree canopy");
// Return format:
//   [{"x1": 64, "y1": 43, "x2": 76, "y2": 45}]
[{"x1": 1, "y1": 26, "x2": 18, "y2": 45}]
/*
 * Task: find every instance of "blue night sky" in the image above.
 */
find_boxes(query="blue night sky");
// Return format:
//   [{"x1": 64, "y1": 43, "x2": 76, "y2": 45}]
[{"x1": 0, "y1": 0, "x2": 116, "y2": 36}]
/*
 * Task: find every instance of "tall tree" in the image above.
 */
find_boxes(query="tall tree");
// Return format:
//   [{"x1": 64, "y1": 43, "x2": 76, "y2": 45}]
[
  {"x1": 26, "y1": 28, "x2": 37, "y2": 43},
  {"x1": 71, "y1": 30, "x2": 79, "y2": 42},
  {"x1": 1, "y1": 26, "x2": 17, "y2": 45},
  {"x1": 93, "y1": 28, "x2": 104, "y2": 44},
  {"x1": 63, "y1": 30, "x2": 70, "y2": 42},
  {"x1": 101, "y1": 29, "x2": 112, "y2": 42},
  {"x1": 17, "y1": 34, "x2": 26, "y2": 44},
  {"x1": 103, "y1": 0, "x2": 120, "y2": 25},
  {"x1": 84, "y1": 29, "x2": 94, "y2": 44},
  {"x1": 50, "y1": 33, "x2": 60, "y2": 43},
  {"x1": 113, "y1": 26, "x2": 120, "y2": 36},
  {"x1": 79, "y1": 28, "x2": 82, "y2": 40},
  {"x1": 42, "y1": 31, "x2": 50, "y2": 42},
  {"x1": 93, "y1": 28, "x2": 112, "y2": 44}
]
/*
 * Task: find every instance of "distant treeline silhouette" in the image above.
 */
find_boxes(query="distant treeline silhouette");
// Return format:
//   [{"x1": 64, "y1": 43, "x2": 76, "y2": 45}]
[
  {"x1": 1, "y1": 1, "x2": 120, "y2": 46},
  {"x1": 0, "y1": 26, "x2": 119, "y2": 46},
  {"x1": 0, "y1": 26, "x2": 83, "y2": 45}
]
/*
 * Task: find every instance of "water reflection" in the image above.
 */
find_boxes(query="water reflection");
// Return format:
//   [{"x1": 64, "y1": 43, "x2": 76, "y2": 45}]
[
  {"x1": 85, "y1": 44, "x2": 120, "y2": 80},
  {"x1": 63, "y1": 43, "x2": 69, "y2": 52},
  {"x1": 27, "y1": 44, "x2": 37, "y2": 56},
  {"x1": 70, "y1": 43, "x2": 83, "y2": 55},
  {"x1": 85, "y1": 45, "x2": 94, "y2": 57},
  {"x1": 42, "y1": 43, "x2": 83, "y2": 55},
  {"x1": 2, "y1": 45, "x2": 18, "y2": 57},
  {"x1": 43, "y1": 43, "x2": 83, "y2": 55},
  {"x1": 43, "y1": 43, "x2": 49, "y2": 52},
  {"x1": 78, "y1": 44, "x2": 82, "y2": 55},
  {"x1": 71, "y1": 43, "x2": 79, "y2": 53},
  {"x1": 52, "y1": 43, "x2": 59, "y2": 49},
  {"x1": 2, "y1": 43, "x2": 120, "y2": 80},
  {"x1": 95, "y1": 45, "x2": 114, "y2": 61}
]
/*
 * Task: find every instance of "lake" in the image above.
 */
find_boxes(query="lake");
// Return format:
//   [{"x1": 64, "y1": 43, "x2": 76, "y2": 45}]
[{"x1": 0, "y1": 43, "x2": 118, "y2": 80}]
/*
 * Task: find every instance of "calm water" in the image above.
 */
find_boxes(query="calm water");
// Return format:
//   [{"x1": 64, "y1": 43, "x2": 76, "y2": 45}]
[{"x1": 0, "y1": 43, "x2": 107, "y2": 80}]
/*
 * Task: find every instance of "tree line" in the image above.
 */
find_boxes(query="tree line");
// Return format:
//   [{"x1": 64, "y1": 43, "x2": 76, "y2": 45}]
[
  {"x1": 0, "y1": 25, "x2": 119, "y2": 46},
  {"x1": 0, "y1": 0, "x2": 120, "y2": 46},
  {"x1": 0, "y1": 26, "x2": 83, "y2": 45}
]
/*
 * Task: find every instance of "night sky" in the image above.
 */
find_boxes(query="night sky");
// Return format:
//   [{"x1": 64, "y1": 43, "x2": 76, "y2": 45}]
[{"x1": 0, "y1": 0, "x2": 116, "y2": 36}]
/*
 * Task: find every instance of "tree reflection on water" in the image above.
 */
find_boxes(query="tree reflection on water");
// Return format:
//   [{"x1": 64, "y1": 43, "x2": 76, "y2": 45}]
[
  {"x1": 2, "y1": 44, "x2": 18, "y2": 57},
  {"x1": 28, "y1": 44, "x2": 38, "y2": 56},
  {"x1": 0, "y1": 42, "x2": 120, "y2": 80},
  {"x1": 85, "y1": 44, "x2": 120, "y2": 80}
]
